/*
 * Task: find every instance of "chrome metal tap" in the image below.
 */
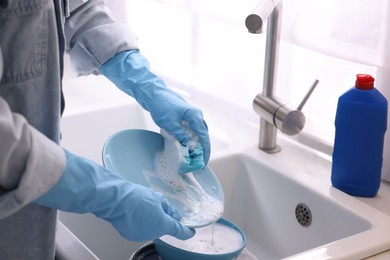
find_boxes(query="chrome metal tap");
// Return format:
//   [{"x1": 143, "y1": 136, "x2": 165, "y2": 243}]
[{"x1": 246, "y1": 0, "x2": 318, "y2": 153}]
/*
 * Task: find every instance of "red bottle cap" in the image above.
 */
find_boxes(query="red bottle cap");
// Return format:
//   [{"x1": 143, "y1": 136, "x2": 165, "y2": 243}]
[{"x1": 355, "y1": 74, "x2": 374, "y2": 90}]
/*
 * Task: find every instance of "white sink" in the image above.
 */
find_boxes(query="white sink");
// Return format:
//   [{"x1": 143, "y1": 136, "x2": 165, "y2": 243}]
[
  {"x1": 58, "y1": 88, "x2": 390, "y2": 259},
  {"x1": 209, "y1": 147, "x2": 390, "y2": 260}
]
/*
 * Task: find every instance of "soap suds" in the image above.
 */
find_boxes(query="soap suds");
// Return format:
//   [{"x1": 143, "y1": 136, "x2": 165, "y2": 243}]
[
  {"x1": 154, "y1": 151, "x2": 186, "y2": 191},
  {"x1": 178, "y1": 173, "x2": 224, "y2": 226},
  {"x1": 160, "y1": 222, "x2": 244, "y2": 254},
  {"x1": 142, "y1": 141, "x2": 223, "y2": 226}
]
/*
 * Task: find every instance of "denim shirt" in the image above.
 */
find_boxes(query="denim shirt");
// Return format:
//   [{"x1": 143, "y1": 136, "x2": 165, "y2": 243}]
[{"x1": 0, "y1": 0, "x2": 137, "y2": 258}]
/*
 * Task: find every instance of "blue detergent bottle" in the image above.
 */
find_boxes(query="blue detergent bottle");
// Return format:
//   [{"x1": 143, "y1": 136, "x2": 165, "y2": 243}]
[{"x1": 331, "y1": 74, "x2": 388, "y2": 197}]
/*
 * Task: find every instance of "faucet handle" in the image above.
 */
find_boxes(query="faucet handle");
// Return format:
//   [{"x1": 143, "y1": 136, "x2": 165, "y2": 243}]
[
  {"x1": 274, "y1": 79, "x2": 319, "y2": 135},
  {"x1": 253, "y1": 79, "x2": 319, "y2": 136},
  {"x1": 297, "y1": 79, "x2": 319, "y2": 111}
]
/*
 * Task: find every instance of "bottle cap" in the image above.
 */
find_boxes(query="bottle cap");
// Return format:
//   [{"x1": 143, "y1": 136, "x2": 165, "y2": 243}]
[{"x1": 355, "y1": 74, "x2": 374, "y2": 90}]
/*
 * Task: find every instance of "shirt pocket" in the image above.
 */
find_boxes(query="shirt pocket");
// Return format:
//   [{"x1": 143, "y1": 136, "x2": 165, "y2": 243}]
[{"x1": 0, "y1": 0, "x2": 51, "y2": 83}]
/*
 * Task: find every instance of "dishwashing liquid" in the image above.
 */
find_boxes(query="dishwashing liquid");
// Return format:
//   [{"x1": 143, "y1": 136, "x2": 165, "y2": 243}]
[{"x1": 331, "y1": 74, "x2": 388, "y2": 197}]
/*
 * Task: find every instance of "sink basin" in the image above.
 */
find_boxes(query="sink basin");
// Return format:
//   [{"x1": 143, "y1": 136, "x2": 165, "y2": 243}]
[
  {"x1": 209, "y1": 147, "x2": 390, "y2": 259},
  {"x1": 58, "y1": 95, "x2": 390, "y2": 259}
]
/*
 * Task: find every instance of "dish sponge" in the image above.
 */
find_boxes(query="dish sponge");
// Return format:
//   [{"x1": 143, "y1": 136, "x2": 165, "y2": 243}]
[{"x1": 161, "y1": 128, "x2": 205, "y2": 174}]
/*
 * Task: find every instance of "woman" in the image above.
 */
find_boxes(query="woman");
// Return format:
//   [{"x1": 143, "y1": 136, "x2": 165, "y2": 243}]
[{"x1": 0, "y1": 0, "x2": 210, "y2": 258}]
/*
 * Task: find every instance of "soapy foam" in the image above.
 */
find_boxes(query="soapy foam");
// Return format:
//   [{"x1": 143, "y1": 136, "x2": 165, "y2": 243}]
[
  {"x1": 160, "y1": 222, "x2": 244, "y2": 254},
  {"x1": 179, "y1": 173, "x2": 224, "y2": 226},
  {"x1": 149, "y1": 146, "x2": 223, "y2": 225},
  {"x1": 154, "y1": 151, "x2": 186, "y2": 191}
]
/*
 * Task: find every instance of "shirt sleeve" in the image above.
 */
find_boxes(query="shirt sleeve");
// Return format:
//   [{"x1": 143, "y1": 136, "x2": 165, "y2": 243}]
[
  {"x1": 65, "y1": 0, "x2": 139, "y2": 75},
  {"x1": 0, "y1": 98, "x2": 66, "y2": 219}
]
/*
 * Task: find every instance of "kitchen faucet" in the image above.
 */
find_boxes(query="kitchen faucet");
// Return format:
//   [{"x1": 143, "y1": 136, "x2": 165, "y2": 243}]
[{"x1": 246, "y1": 0, "x2": 318, "y2": 153}]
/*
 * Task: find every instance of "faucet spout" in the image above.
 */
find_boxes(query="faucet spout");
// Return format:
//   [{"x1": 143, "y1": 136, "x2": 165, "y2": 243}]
[{"x1": 245, "y1": 0, "x2": 282, "y2": 34}]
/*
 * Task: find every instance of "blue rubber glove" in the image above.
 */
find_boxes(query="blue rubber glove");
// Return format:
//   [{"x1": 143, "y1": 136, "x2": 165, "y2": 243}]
[
  {"x1": 34, "y1": 150, "x2": 195, "y2": 242},
  {"x1": 99, "y1": 50, "x2": 211, "y2": 165}
]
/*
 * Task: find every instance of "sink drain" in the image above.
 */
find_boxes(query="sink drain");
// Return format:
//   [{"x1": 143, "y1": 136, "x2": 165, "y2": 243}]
[{"x1": 295, "y1": 203, "x2": 312, "y2": 227}]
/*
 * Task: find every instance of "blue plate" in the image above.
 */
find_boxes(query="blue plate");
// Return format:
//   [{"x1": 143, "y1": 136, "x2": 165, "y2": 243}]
[{"x1": 102, "y1": 129, "x2": 224, "y2": 228}]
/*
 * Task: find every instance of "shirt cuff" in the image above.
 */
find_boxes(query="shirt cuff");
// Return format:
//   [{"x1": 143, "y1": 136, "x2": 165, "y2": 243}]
[
  {"x1": 0, "y1": 127, "x2": 66, "y2": 219},
  {"x1": 68, "y1": 23, "x2": 139, "y2": 75}
]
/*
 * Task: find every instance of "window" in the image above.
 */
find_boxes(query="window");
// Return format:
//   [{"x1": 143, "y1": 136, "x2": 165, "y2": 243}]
[{"x1": 119, "y1": 0, "x2": 388, "y2": 154}]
